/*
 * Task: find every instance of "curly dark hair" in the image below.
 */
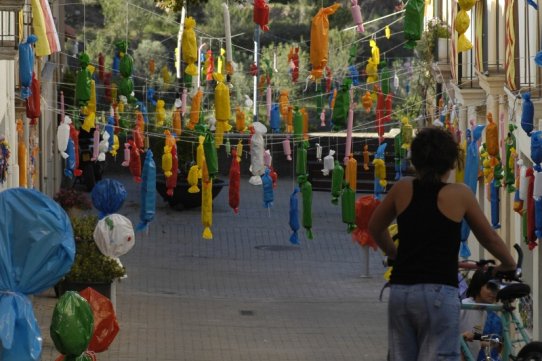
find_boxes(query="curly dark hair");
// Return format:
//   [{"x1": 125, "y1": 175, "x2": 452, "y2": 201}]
[
  {"x1": 466, "y1": 269, "x2": 498, "y2": 298},
  {"x1": 410, "y1": 127, "x2": 460, "y2": 183}
]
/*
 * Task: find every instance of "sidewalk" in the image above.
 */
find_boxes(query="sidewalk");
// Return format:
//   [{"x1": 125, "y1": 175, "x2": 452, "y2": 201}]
[{"x1": 34, "y1": 170, "x2": 389, "y2": 361}]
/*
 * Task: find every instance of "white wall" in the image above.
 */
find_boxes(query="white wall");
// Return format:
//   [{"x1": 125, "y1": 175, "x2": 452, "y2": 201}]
[{"x1": 0, "y1": 60, "x2": 18, "y2": 191}]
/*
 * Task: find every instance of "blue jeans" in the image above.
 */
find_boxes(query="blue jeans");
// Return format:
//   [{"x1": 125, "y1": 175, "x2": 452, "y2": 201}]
[{"x1": 388, "y1": 284, "x2": 460, "y2": 361}]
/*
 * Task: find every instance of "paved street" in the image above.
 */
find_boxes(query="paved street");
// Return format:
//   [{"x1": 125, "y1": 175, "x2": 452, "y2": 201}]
[{"x1": 34, "y1": 168, "x2": 389, "y2": 361}]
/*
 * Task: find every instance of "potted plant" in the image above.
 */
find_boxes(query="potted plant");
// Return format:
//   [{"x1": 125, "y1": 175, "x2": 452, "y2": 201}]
[
  {"x1": 426, "y1": 17, "x2": 451, "y2": 62},
  {"x1": 56, "y1": 215, "x2": 126, "y2": 299},
  {"x1": 53, "y1": 188, "x2": 92, "y2": 218}
]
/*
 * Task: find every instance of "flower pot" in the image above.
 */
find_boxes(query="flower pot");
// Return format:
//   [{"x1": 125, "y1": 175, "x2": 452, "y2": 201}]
[
  {"x1": 56, "y1": 279, "x2": 113, "y2": 299},
  {"x1": 437, "y1": 38, "x2": 450, "y2": 63}
]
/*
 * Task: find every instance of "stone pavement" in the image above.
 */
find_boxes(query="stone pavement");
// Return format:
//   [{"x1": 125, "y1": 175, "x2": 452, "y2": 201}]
[{"x1": 33, "y1": 169, "x2": 389, "y2": 361}]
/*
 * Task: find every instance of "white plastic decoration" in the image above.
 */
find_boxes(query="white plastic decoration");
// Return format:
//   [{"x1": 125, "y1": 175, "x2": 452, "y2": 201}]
[
  {"x1": 122, "y1": 143, "x2": 130, "y2": 167},
  {"x1": 57, "y1": 115, "x2": 71, "y2": 159},
  {"x1": 266, "y1": 85, "x2": 272, "y2": 119},
  {"x1": 181, "y1": 88, "x2": 188, "y2": 116},
  {"x1": 98, "y1": 131, "x2": 110, "y2": 162},
  {"x1": 208, "y1": 116, "x2": 216, "y2": 131},
  {"x1": 322, "y1": 149, "x2": 335, "y2": 176},
  {"x1": 518, "y1": 159, "x2": 527, "y2": 201},
  {"x1": 393, "y1": 71, "x2": 399, "y2": 91},
  {"x1": 534, "y1": 169, "x2": 542, "y2": 200},
  {"x1": 93, "y1": 213, "x2": 135, "y2": 258},
  {"x1": 264, "y1": 149, "x2": 272, "y2": 168},
  {"x1": 316, "y1": 143, "x2": 322, "y2": 162},
  {"x1": 92, "y1": 123, "x2": 100, "y2": 161},
  {"x1": 222, "y1": 3, "x2": 233, "y2": 71},
  {"x1": 249, "y1": 122, "x2": 267, "y2": 185},
  {"x1": 244, "y1": 94, "x2": 253, "y2": 108},
  {"x1": 282, "y1": 135, "x2": 292, "y2": 161}
]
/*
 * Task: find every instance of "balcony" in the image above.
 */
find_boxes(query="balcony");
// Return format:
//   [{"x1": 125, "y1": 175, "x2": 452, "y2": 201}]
[{"x1": 0, "y1": 1, "x2": 23, "y2": 60}]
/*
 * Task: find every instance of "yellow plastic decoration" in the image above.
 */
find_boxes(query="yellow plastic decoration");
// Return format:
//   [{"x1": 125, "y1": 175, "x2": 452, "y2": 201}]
[
  {"x1": 217, "y1": 48, "x2": 226, "y2": 74},
  {"x1": 373, "y1": 158, "x2": 387, "y2": 188},
  {"x1": 88, "y1": 79, "x2": 96, "y2": 114},
  {"x1": 236, "y1": 106, "x2": 246, "y2": 132},
  {"x1": 385, "y1": 26, "x2": 391, "y2": 39},
  {"x1": 278, "y1": 90, "x2": 289, "y2": 121},
  {"x1": 201, "y1": 178, "x2": 213, "y2": 239},
  {"x1": 182, "y1": 17, "x2": 198, "y2": 76},
  {"x1": 400, "y1": 117, "x2": 413, "y2": 149},
  {"x1": 161, "y1": 66, "x2": 171, "y2": 87},
  {"x1": 188, "y1": 164, "x2": 200, "y2": 193},
  {"x1": 117, "y1": 100, "x2": 124, "y2": 113},
  {"x1": 111, "y1": 134, "x2": 119, "y2": 157},
  {"x1": 363, "y1": 144, "x2": 371, "y2": 171},
  {"x1": 172, "y1": 107, "x2": 182, "y2": 137},
  {"x1": 156, "y1": 99, "x2": 166, "y2": 127},
  {"x1": 455, "y1": 9, "x2": 472, "y2": 52},
  {"x1": 111, "y1": 85, "x2": 118, "y2": 104},
  {"x1": 370, "y1": 39, "x2": 380, "y2": 65},
  {"x1": 236, "y1": 140, "x2": 243, "y2": 163},
  {"x1": 459, "y1": 0, "x2": 476, "y2": 11},
  {"x1": 17, "y1": 119, "x2": 27, "y2": 188},
  {"x1": 81, "y1": 111, "x2": 96, "y2": 133},
  {"x1": 362, "y1": 91, "x2": 373, "y2": 113},
  {"x1": 162, "y1": 145, "x2": 173, "y2": 177},
  {"x1": 480, "y1": 146, "x2": 493, "y2": 184},
  {"x1": 301, "y1": 108, "x2": 309, "y2": 140},
  {"x1": 456, "y1": 140, "x2": 466, "y2": 183},
  {"x1": 188, "y1": 88, "x2": 203, "y2": 130},
  {"x1": 309, "y1": 3, "x2": 341, "y2": 79},
  {"x1": 214, "y1": 73, "x2": 232, "y2": 147},
  {"x1": 366, "y1": 58, "x2": 378, "y2": 84},
  {"x1": 197, "y1": 135, "x2": 205, "y2": 178},
  {"x1": 345, "y1": 154, "x2": 358, "y2": 191},
  {"x1": 286, "y1": 106, "x2": 294, "y2": 134},
  {"x1": 383, "y1": 224, "x2": 399, "y2": 281},
  {"x1": 486, "y1": 112, "x2": 499, "y2": 157}
]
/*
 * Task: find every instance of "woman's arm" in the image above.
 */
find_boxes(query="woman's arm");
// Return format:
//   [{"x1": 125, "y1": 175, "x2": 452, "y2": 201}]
[{"x1": 368, "y1": 182, "x2": 401, "y2": 259}]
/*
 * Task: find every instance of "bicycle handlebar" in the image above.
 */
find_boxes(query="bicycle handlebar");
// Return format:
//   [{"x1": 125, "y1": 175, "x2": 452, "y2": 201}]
[{"x1": 459, "y1": 243, "x2": 523, "y2": 282}]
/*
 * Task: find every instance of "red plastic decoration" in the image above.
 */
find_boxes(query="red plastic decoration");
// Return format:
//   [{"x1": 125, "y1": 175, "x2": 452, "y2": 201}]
[
  {"x1": 253, "y1": 0, "x2": 270, "y2": 32},
  {"x1": 288, "y1": 47, "x2": 299, "y2": 83},
  {"x1": 384, "y1": 93, "x2": 392, "y2": 123},
  {"x1": 79, "y1": 287, "x2": 120, "y2": 353},
  {"x1": 229, "y1": 148, "x2": 240, "y2": 213},
  {"x1": 69, "y1": 123, "x2": 82, "y2": 177},
  {"x1": 26, "y1": 73, "x2": 41, "y2": 124},
  {"x1": 98, "y1": 53, "x2": 105, "y2": 81},
  {"x1": 352, "y1": 195, "x2": 381, "y2": 249}
]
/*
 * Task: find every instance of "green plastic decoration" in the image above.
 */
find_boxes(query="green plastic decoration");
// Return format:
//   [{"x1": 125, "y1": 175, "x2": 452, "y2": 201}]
[
  {"x1": 293, "y1": 107, "x2": 303, "y2": 142},
  {"x1": 341, "y1": 183, "x2": 356, "y2": 233},
  {"x1": 296, "y1": 141, "x2": 308, "y2": 180},
  {"x1": 50, "y1": 291, "x2": 94, "y2": 358},
  {"x1": 119, "y1": 77, "x2": 134, "y2": 98},
  {"x1": 505, "y1": 124, "x2": 517, "y2": 193},
  {"x1": 316, "y1": 83, "x2": 324, "y2": 114},
  {"x1": 380, "y1": 64, "x2": 391, "y2": 95},
  {"x1": 203, "y1": 130, "x2": 218, "y2": 178},
  {"x1": 331, "y1": 160, "x2": 344, "y2": 205},
  {"x1": 300, "y1": 175, "x2": 313, "y2": 240},
  {"x1": 403, "y1": 0, "x2": 425, "y2": 49},
  {"x1": 119, "y1": 52, "x2": 133, "y2": 79},
  {"x1": 332, "y1": 79, "x2": 352, "y2": 130},
  {"x1": 75, "y1": 53, "x2": 91, "y2": 106}
]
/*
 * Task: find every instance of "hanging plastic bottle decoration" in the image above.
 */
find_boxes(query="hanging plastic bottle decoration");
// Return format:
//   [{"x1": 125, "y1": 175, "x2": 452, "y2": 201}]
[
  {"x1": 19, "y1": 35, "x2": 37, "y2": 100},
  {"x1": 350, "y1": 0, "x2": 365, "y2": 32},
  {"x1": 229, "y1": 148, "x2": 240, "y2": 213},
  {"x1": 282, "y1": 135, "x2": 292, "y2": 161},
  {"x1": 297, "y1": 175, "x2": 313, "y2": 239},
  {"x1": 76, "y1": 53, "x2": 92, "y2": 106},
  {"x1": 155, "y1": 99, "x2": 166, "y2": 128},
  {"x1": 486, "y1": 112, "x2": 499, "y2": 158},
  {"x1": 270, "y1": 103, "x2": 281, "y2": 132},
  {"x1": 403, "y1": 0, "x2": 425, "y2": 49},
  {"x1": 222, "y1": 4, "x2": 235, "y2": 74},
  {"x1": 214, "y1": 72, "x2": 232, "y2": 147},
  {"x1": 361, "y1": 91, "x2": 372, "y2": 113},
  {"x1": 236, "y1": 140, "x2": 243, "y2": 163},
  {"x1": 182, "y1": 17, "x2": 198, "y2": 76},
  {"x1": 366, "y1": 58, "x2": 378, "y2": 85},
  {"x1": 383, "y1": 93, "x2": 393, "y2": 123},
  {"x1": 516, "y1": 159, "x2": 527, "y2": 214},
  {"x1": 116, "y1": 40, "x2": 134, "y2": 99},
  {"x1": 249, "y1": 122, "x2": 267, "y2": 185},
  {"x1": 233, "y1": 106, "x2": 245, "y2": 133},
  {"x1": 375, "y1": 87, "x2": 385, "y2": 142},
  {"x1": 521, "y1": 92, "x2": 534, "y2": 136},
  {"x1": 278, "y1": 90, "x2": 289, "y2": 125},
  {"x1": 331, "y1": 160, "x2": 344, "y2": 205},
  {"x1": 57, "y1": 115, "x2": 71, "y2": 159},
  {"x1": 64, "y1": 138, "x2": 75, "y2": 179},
  {"x1": 296, "y1": 141, "x2": 308, "y2": 181},
  {"x1": 341, "y1": 183, "x2": 356, "y2": 233},
  {"x1": 352, "y1": 195, "x2": 381, "y2": 248},
  {"x1": 288, "y1": 47, "x2": 300, "y2": 83},
  {"x1": 316, "y1": 143, "x2": 323, "y2": 162},
  {"x1": 128, "y1": 139, "x2": 142, "y2": 183},
  {"x1": 264, "y1": 149, "x2": 272, "y2": 169},
  {"x1": 373, "y1": 143, "x2": 387, "y2": 200},
  {"x1": 286, "y1": 187, "x2": 300, "y2": 244},
  {"x1": 201, "y1": 175, "x2": 213, "y2": 240},
  {"x1": 136, "y1": 149, "x2": 156, "y2": 231},
  {"x1": 322, "y1": 149, "x2": 335, "y2": 176},
  {"x1": 262, "y1": 168, "x2": 274, "y2": 209},
  {"x1": 310, "y1": 3, "x2": 341, "y2": 80},
  {"x1": 253, "y1": 0, "x2": 270, "y2": 32}
]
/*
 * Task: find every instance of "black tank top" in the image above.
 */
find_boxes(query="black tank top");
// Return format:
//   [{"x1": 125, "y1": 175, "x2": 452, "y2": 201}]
[{"x1": 390, "y1": 179, "x2": 461, "y2": 287}]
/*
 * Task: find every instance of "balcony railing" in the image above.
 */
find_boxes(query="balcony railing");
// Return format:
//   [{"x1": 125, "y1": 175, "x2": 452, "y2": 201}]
[{"x1": 0, "y1": 2, "x2": 22, "y2": 60}]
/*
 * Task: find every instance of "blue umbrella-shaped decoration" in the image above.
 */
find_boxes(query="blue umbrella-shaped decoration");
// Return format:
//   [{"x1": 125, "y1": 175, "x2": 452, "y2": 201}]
[
  {"x1": 137, "y1": 149, "x2": 156, "y2": 231},
  {"x1": 0, "y1": 188, "x2": 75, "y2": 361}
]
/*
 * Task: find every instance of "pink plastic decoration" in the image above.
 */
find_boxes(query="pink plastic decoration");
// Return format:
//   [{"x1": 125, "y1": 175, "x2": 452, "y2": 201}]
[
  {"x1": 344, "y1": 106, "x2": 354, "y2": 165},
  {"x1": 283, "y1": 136, "x2": 292, "y2": 161},
  {"x1": 122, "y1": 143, "x2": 130, "y2": 167},
  {"x1": 350, "y1": 0, "x2": 365, "y2": 33}
]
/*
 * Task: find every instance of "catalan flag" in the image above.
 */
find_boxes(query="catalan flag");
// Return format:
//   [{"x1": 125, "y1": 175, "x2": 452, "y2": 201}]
[{"x1": 31, "y1": 0, "x2": 60, "y2": 57}]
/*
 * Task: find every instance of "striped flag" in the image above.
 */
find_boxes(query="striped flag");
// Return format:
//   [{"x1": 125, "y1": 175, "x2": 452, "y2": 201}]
[{"x1": 31, "y1": 0, "x2": 60, "y2": 57}]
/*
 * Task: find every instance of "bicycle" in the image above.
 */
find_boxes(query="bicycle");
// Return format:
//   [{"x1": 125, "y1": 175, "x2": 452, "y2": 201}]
[{"x1": 459, "y1": 244, "x2": 542, "y2": 361}]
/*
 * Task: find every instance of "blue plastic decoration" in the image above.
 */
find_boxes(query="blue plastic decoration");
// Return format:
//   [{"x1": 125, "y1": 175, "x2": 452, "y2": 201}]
[
  {"x1": 460, "y1": 125, "x2": 485, "y2": 258},
  {"x1": 0, "y1": 188, "x2": 75, "y2": 361},
  {"x1": 270, "y1": 103, "x2": 281, "y2": 132},
  {"x1": 64, "y1": 138, "x2": 75, "y2": 178},
  {"x1": 19, "y1": 35, "x2": 37, "y2": 100},
  {"x1": 91, "y1": 178, "x2": 127, "y2": 219},
  {"x1": 374, "y1": 143, "x2": 388, "y2": 200},
  {"x1": 138, "y1": 101, "x2": 149, "y2": 123},
  {"x1": 531, "y1": 130, "x2": 542, "y2": 165},
  {"x1": 262, "y1": 168, "x2": 274, "y2": 208},
  {"x1": 105, "y1": 114, "x2": 115, "y2": 149},
  {"x1": 112, "y1": 51, "x2": 120, "y2": 75},
  {"x1": 490, "y1": 179, "x2": 500, "y2": 229},
  {"x1": 146, "y1": 87, "x2": 157, "y2": 106},
  {"x1": 527, "y1": 0, "x2": 538, "y2": 9},
  {"x1": 521, "y1": 92, "x2": 534, "y2": 136},
  {"x1": 348, "y1": 65, "x2": 360, "y2": 86},
  {"x1": 137, "y1": 149, "x2": 156, "y2": 231},
  {"x1": 289, "y1": 188, "x2": 300, "y2": 244}
]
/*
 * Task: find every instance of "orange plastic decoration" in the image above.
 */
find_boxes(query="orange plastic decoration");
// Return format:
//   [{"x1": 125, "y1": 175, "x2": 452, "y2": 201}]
[
  {"x1": 187, "y1": 88, "x2": 203, "y2": 130},
  {"x1": 345, "y1": 153, "x2": 358, "y2": 191},
  {"x1": 486, "y1": 112, "x2": 499, "y2": 157},
  {"x1": 301, "y1": 107, "x2": 309, "y2": 140},
  {"x1": 361, "y1": 91, "x2": 373, "y2": 113},
  {"x1": 362, "y1": 145, "x2": 370, "y2": 171},
  {"x1": 235, "y1": 106, "x2": 246, "y2": 132},
  {"x1": 309, "y1": 3, "x2": 341, "y2": 80},
  {"x1": 172, "y1": 106, "x2": 182, "y2": 137},
  {"x1": 17, "y1": 119, "x2": 27, "y2": 187},
  {"x1": 278, "y1": 90, "x2": 289, "y2": 120},
  {"x1": 351, "y1": 195, "x2": 381, "y2": 249}
]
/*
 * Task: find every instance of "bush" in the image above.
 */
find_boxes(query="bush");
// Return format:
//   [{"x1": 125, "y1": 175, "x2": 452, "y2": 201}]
[{"x1": 54, "y1": 188, "x2": 92, "y2": 211}]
